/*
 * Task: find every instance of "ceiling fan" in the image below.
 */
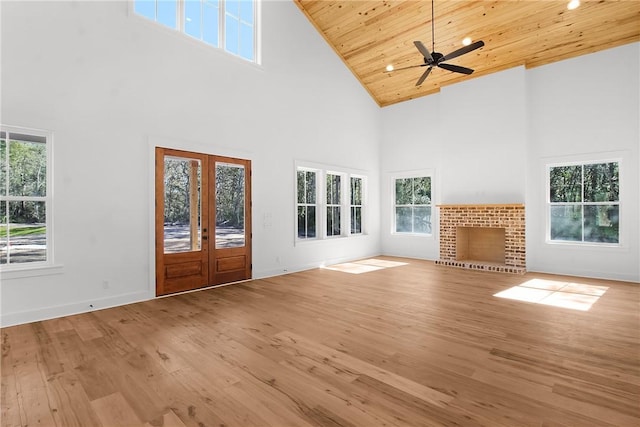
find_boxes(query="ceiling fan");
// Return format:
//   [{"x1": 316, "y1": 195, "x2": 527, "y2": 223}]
[{"x1": 388, "y1": 0, "x2": 485, "y2": 86}]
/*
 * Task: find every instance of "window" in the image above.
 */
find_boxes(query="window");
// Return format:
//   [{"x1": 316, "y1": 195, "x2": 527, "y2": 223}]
[
  {"x1": 0, "y1": 126, "x2": 52, "y2": 267},
  {"x1": 297, "y1": 169, "x2": 317, "y2": 239},
  {"x1": 548, "y1": 161, "x2": 619, "y2": 244},
  {"x1": 133, "y1": 0, "x2": 258, "y2": 63},
  {"x1": 296, "y1": 165, "x2": 366, "y2": 241},
  {"x1": 394, "y1": 176, "x2": 432, "y2": 234},
  {"x1": 326, "y1": 173, "x2": 342, "y2": 237},
  {"x1": 350, "y1": 176, "x2": 363, "y2": 234}
]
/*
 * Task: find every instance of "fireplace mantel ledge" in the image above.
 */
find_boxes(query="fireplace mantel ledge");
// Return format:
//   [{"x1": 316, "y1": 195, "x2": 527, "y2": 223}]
[{"x1": 437, "y1": 203, "x2": 524, "y2": 208}]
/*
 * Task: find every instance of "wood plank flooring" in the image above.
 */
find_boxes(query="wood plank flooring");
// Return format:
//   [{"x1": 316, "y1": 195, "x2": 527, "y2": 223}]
[{"x1": 2, "y1": 258, "x2": 639, "y2": 426}]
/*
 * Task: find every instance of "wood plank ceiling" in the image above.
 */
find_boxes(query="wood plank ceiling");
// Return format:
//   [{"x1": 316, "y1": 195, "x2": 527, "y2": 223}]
[{"x1": 293, "y1": 0, "x2": 640, "y2": 107}]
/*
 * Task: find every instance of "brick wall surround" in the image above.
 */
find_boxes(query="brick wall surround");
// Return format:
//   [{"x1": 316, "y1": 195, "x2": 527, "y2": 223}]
[{"x1": 436, "y1": 204, "x2": 526, "y2": 274}]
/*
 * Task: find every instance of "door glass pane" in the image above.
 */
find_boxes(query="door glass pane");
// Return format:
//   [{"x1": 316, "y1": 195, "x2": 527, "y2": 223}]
[
  {"x1": 164, "y1": 156, "x2": 201, "y2": 253},
  {"x1": 215, "y1": 163, "x2": 245, "y2": 248}
]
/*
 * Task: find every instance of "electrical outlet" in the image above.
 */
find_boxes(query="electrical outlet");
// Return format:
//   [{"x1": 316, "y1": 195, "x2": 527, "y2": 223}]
[{"x1": 102, "y1": 280, "x2": 109, "y2": 289}]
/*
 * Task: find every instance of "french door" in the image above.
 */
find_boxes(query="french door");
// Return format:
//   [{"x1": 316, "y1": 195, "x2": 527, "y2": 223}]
[{"x1": 155, "y1": 147, "x2": 252, "y2": 296}]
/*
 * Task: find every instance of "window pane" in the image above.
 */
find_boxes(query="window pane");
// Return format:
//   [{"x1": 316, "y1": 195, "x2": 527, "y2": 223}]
[
  {"x1": 351, "y1": 177, "x2": 362, "y2": 205},
  {"x1": 326, "y1": 174, "x2": 341, "y2": 205},
  {"x1": 184, "y1": 0, "x2": 202, "y2": 39},
  {"x1": 550, "y1": 205, "x2": 582, "y2": 241},
  {"x1": 134, "y1": 0, "x2": 156, "y2": 20},
  {"x1": 7, "y1": 201, "x2": 46, "y2": 264},
  {"x1": 157, "y1": 0, "x2": 177, "y2": 29},
  {"x1": 584, "y1": 162, "x2": 619, "y2": 202},
  {"x1": 327, "y1": 206, "x2": 341, "y2": 236},
  {"x1": 239, "y1": 22, "x2": 254, "y2": 61},
  {"x1": 584, "y1": 205, "x2": 619, "y2": 243},
  {"x1": 216, "y1": 164, "x2": 245, "y2": 248},
  {"x1": 0, "y1": 137, "x2": 5, "y2": 196},
  {"x1": 203, "y1": 0, "x2": 219, "y2": 46},
  {"x1": 225, "y1": 13, "x2": 239, "y2": 54},
  {"x1": 226, "y1": 0, "x2": 240, "y2": 16},
  {"x1": 9, "y1": 138, "x2": 47, "y2": 197},
  {"x1": 413, "y1": 206, "x2": 431, "y2": 234},
  {"x1": 239, "y1": 0, "x2": 253, "y2": 24},
  {"x1": 305, "y1": 171, "x2": 316, "y2": 204},
  {"x1": 163, "y1": 157, "x2": 201, "y2": 253},
  {"x1": 298, "y1": 206, "x2": 316, "y2": 239},
  {"x1": 395, "y1": 178, "x2": 412, "y2": 204},
  {"x1": 413, "y1": 177, "x2": 431, "y2": 204},
  {"x1": 550, "y1": 165, "x2": 582, "y2": 203},
  {"x1": 395, "y1": 207, "x2": 412, "y2": 233},
  {"x1": 351, "y1": 206, "x2": 362, "y2": 234}
]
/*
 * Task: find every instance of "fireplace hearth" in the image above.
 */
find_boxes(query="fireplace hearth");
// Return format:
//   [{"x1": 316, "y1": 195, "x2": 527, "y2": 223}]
[{"x1": 436, "y1": 204, "x2": 525, "y2": 274}]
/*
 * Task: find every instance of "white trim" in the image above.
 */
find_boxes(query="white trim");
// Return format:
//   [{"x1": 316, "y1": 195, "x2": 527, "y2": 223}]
[
  {"x1": 294, "y1": 160, "x2": 370, "y2": 245},
  {"x1": 1, "y1": 290, "x2": 152, "y2": 328},
  {"x1": 545, "y1": 156, "x2": 622, "y2": 247},
  {"x1": 0, "y1": 124, "x2": 54, "y2": 271},
  {"x1": 390, "y1": 169, "x2": 435, "y2": 237}
]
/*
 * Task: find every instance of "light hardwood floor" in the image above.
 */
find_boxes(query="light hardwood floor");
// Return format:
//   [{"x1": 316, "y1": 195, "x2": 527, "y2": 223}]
[{"x1": 2, "y1": 258, "x2": 639, "y2": 426}]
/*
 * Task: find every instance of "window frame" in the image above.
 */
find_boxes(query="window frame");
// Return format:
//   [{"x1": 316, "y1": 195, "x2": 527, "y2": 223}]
[
  {"x1": 0, "y1": 125, "x2": 54, "y2": 271},
  {"x1": 296, "y1": 167, "x2": 319, "y2": 241},
  {"x1": 546, "y1": 158, "x2": 621, "y2": 247},
  {"x1": 131, "y1": 0, "x2": 261, "y2": 64},
  {"x1": 295, "y1": 162, "x2": 367, "y2": 244},
  {"x1": 391, "y1": 172, "x2": 433, "y2": 236},
  {"x1": 350, "y1": 175, "x2": 365, "y2": 235}
]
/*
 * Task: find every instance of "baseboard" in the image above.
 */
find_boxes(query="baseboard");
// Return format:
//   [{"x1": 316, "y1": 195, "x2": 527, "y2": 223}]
[
  {"x1": 526, "y1": 264, "x2": 639, "y2": 283},
  {"x1": 254, "y1": 252, "x2": 382, "y2": 280},
  {"x1": 1, "y1": 290, "x2": 153, "y2": 328}
]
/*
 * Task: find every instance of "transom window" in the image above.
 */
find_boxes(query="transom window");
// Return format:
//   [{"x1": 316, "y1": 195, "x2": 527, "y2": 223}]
[
  {"x1": 133, "y1": 0, "x2": 258, "y2": 63},
  {"x1": 393, "y1": 175, "x2": 432, "y2": 235},
  {"x1": 548, "y1": 161, "x2": 620, "y2": 244},
  {"x1": 0, "y1": 126, "x2": 52, "y2": 267}
]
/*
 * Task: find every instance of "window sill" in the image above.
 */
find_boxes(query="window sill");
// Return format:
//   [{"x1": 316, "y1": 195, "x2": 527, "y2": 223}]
[{"x1": 0, "y1": 264, "x2": 64, "y2": 280}]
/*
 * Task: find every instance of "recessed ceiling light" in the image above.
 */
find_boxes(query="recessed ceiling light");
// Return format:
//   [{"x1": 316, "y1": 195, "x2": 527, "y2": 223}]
[
  {"x1": 567, "y1": 0, "x2": 580, "y2": 10},
  {"x1": 386, "y1": 64, "x2": 394, "y2": 72},
  {"x1": 462, "y1": 37, "x2": 472, "y2": 46}
]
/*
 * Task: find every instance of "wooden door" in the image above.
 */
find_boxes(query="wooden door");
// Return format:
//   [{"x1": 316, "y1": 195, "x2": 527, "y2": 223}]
[
  {"x1": 156, "y1": 148, "x2": 251, "y2": 296},
  {"x1": 210, "y1": 156, "x2": 252, "y2": 285}
]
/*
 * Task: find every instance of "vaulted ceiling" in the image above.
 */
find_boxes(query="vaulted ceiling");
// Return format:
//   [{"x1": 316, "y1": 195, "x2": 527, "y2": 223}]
[{"x1": 294, "y1": 0, "x2": 640, "y2": 107}]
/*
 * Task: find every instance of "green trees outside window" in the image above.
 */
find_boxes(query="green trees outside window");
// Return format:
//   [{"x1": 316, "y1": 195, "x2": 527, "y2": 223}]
[
  {"x1": 394, "y1": 176, "x2": 431, "y2": 234},
  {"x1": 0, "y1": 129, "x2": 49, "y2": 265},
  {"x1": 549, "y1": 162, "x2": 619, "y2": 243}
]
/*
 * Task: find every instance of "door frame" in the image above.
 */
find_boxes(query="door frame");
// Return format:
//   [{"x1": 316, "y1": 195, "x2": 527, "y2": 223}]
[{"x1": 148, "y1": 140, "x2": 253, "y2": 297}]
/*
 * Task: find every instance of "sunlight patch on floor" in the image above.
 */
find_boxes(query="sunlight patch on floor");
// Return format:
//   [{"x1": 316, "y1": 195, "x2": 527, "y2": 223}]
[
  {"x1": 323, "y1": 258, "x2": 409, "y2": 274},
  {"x1": 494, "y1": 278, "x2": 609, "y2": 311}
]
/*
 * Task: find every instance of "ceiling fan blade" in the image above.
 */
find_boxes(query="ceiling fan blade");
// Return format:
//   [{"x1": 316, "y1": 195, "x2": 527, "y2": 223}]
[
  {"x1": 441, "y1": 40, "x2": 485, "y2": 62},
  {"x1": 415, "y1": 67, "x2": 433, "y2": 86},
  {"x1": 414, "y1": 41, "x2": 434, "y2": 64},
  {"x1": 438, "y1": 62, "x2": 474, "y2": 75}
]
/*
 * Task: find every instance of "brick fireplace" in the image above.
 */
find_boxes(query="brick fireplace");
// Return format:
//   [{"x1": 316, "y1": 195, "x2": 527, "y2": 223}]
[{"x1": 436, "y1": 204, "x2": 525, "y2": 274}]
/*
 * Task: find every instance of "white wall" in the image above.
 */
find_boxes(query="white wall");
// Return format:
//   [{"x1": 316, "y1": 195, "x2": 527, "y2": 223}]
[
  {"x1": 381, "y1": 43, "x2": 639, "y2": 282},
  {"x1": 0, "y1": 0, "x2": 382, "y2": 326},
  {"x1": 380, "y1": 66, "x2": 527, "y2": 260},
  {"x1": 526, "y1": 43, "x2": 639, "y2": 282}
]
